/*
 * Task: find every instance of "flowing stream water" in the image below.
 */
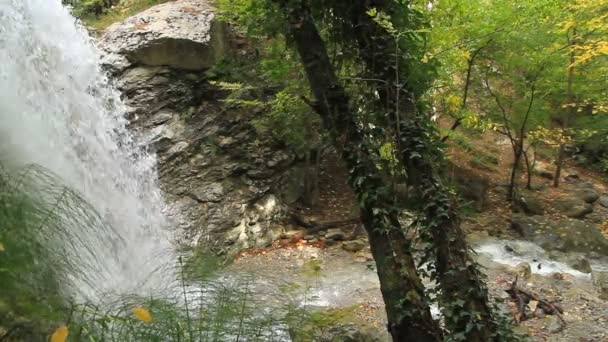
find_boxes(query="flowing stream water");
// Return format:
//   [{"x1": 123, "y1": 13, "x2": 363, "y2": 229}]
[{"x1": 0, "y1": 0, "x2": 176, "y2": 302}]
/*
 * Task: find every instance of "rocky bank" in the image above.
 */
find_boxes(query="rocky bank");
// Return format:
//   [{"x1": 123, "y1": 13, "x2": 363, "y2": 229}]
[{"x1": 98, "y1": 0, "x2": 306, "y2": 255}]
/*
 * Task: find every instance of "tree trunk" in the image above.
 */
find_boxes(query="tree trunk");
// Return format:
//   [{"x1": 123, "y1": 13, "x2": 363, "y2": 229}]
[
  {"x1": 302, "y1": 148, "x2": 321, "y2": 207},
  {"x1": 345, "y1": 2, "x2": 498, "y2": 339},
  {"x1": 442, "y1": 42, "x2": 490, "y2": 142},
  {"x1": 273, "y1": 1, "x2": 442, "y2": 340},
  {"x1": 553, "y1": 144, "x2": 565, "y2": 187},
  {"x1": 555, "y1": 29, "x2": 577, "y2": 187},
  {"x1": 508, "y1": 140, "x2": 524, "y2": 202},
  {"x1": 523, "y1": 148, "x2": 534, "y2": 190},
  {"x1": 398, "y1": 120, "x2": 497, "y2": 342}
]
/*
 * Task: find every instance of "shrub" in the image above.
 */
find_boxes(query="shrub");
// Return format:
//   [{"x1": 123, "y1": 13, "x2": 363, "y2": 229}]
[{"x1": 63, "y1": 0, "x2": 116, "y2": 17}]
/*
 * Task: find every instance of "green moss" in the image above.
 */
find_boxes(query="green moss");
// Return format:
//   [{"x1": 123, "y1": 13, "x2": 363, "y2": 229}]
[
  {"x1": 180, "y1": 247, "x2": 228, "y2": 282},
  {"x1": 446, "y1": 130, "x2": 474, "y2": 152},
  {"x1": 299, "y1": 259, "x2": 322, "y2": 278},
  {"x1": 288, "y1": 306, "x2": 381, "y2": 342},
  {"x1": 470, "y1": 153, "x2": 499, "y2": 171},
  {"x1": 77, "y1": 0, "x2": 173, "y2": 31}
]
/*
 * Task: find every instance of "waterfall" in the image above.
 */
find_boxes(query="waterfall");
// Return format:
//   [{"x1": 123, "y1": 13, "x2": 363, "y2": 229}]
[{"x1": 0, "y1": 0, "x2": 176, "y2": 302}]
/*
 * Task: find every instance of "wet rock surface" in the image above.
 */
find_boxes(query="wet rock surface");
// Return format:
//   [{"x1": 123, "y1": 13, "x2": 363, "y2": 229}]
[
  {"x1": 576, "y1": 187, "x2": 600, "y2": 204},
  {"x1": 325, "y1": 228, "x2": 347, "y2": 241},
  {"x1": 99, "y1": 0, "x2": 227, "y2": 72},
  {"x1": 472, "y1": 238, "x2": 608, "y2": 341},
  {"x1": 222, "y1": 235, "x2": 608, "y2": 342},
  {"x1": 516, "y1": 192, "x2": 545, "y2": 216},
  {"x1": 592, "y1": 266, "x2": 608, "y2": 300},
  {"x1": 226, "y1": 244, "x2": 390, "y2": 341},
  {"x1": 342, "y1": 240, "x2": 367, "y2": 253},
  {"x1": 511, "y1": 214, "x2": 608, "y2": 256},
  {"x1": 553, "y1": 197, "x2": 594, "y2": 218},
  {"x1": 98, "y1": 0, "x2": 304, "y2": 254}
]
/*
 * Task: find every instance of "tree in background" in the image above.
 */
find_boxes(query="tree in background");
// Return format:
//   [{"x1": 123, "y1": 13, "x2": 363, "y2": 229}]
[
  {"x1": 62, "y1": 0, "x2": 117, "y2": 16},
  {"x1": 551, "y1": 0, "x2": 608, "y2": 186},
  {"x1": 424, "y1": 0, "x2": 607, "y2": 198}
]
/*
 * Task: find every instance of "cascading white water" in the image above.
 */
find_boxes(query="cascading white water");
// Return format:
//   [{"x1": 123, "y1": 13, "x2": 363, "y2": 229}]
[{"x1": 0, "y1": 0, "x2": 176, "y2": 301}]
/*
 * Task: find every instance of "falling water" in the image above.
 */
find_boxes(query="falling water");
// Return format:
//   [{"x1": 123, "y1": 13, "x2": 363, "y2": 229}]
[{"x1": 0, "y1": 0, "x2": 175, "y2": 301}]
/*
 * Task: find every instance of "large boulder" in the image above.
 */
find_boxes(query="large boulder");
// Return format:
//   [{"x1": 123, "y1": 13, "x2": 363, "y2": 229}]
[
  {"x1": 288, "y1": 308, "x2": 386, "y2": 342},
  {"x1": 578, "y1": 132, "x2": 608, "y2": 166},
  {"x1": 515, "y1": 192, "x2": 545, "y2": 216},
  {"x1": 98, "y1": 1, "x2": 304, "y2": 255},
  {"x1": 591, "y1": 266, "x2": 608, "y2": 300},
  {"x1": 553, "y1": 198, "x2": 593, "y2": 218},
  {"x1": 511, "y1": 214, "x2": 608, "y2": 257},
  {"x1": 586, "y1": 208, "x2": 608, "y2": 224},
  {"x1": 575, "y1": 187, "x2": 600, "y2": 204},
  {"x1": 599, "y1": 196, "x2": 608, "y2": 208},
  {"x1": 547, "y1": 250, "x2": 593, "y2": 273},
  {"x1": 100, "y1": 0, "x2": 227, "y2": 73}
]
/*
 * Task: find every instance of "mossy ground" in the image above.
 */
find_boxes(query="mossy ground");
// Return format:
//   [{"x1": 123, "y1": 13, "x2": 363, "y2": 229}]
[{"x1": 79, "y1": 0, "x2": 173, "y2": 31}]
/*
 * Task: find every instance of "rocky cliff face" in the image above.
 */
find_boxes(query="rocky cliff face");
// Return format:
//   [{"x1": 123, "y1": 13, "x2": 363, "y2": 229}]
[{"x1": 98, "y1": 0, "x2": 302, "y2": 255}]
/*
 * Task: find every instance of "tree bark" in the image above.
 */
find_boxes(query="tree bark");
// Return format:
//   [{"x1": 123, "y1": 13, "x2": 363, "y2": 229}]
[
  {"x1": 523, "y1": 148, "x2": 534, "y2": 190},
  {"x1": 344, "y1": 2, "x2": 498, "y2": 339},
  {"x1": 442, "y1": 42, "x2": 490, "y2": 142},
  {"x1": 554, "y1": 31, "x2": 576, "y2": 187},
  {"x1": 554, "y1": 144, "x2": 565, "y2": 187},
  {"x1": 508, "y1": 139, "x2": 524, "y2": 202},
  {"x1": 302, "y1": 148, "x2": 321, "y2": 207},
  {"x1": 274, "y1": 1, "x2": 442, "y2": 340}
]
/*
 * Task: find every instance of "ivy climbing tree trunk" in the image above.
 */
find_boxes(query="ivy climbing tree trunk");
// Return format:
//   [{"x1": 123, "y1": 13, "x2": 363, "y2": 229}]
[
  {"x1": 340, "y1": 1, "x2": 499, "y2": 340},
  {"x1": 272, "y1": 1, "x2": 442, "y2": 340}
]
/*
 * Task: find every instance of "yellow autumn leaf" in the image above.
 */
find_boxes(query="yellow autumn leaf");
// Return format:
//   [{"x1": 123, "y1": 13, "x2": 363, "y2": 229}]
[
  {"x1": 132, "y1": 306, "x2": 152, "y2": 322},
  {"x1": 50, "y1": 325, "x2": 68, "y2": 342},
  {"x1": 0, "y1": 243, "x2": 5, "y2": 252}
]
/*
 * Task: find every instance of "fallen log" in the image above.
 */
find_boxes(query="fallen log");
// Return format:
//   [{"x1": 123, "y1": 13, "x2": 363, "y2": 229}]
[
  {"x1": 505, "y1": 276, "x2": 566, "y2": 327},
  {"x1": 290, "y1": 212, "x2": 359, "y2": 234}
]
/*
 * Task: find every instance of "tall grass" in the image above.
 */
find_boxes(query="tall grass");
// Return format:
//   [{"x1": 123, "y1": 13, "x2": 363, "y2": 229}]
[
  {"x1": 0, "y1": 163, "x2": 117, "y2": 339},
  {"x1": 65, "y1": 281, "x2": 294, "y2": 341},
  {"x1": 0, "y1": 164, "x2": 312, "y2": 341}
]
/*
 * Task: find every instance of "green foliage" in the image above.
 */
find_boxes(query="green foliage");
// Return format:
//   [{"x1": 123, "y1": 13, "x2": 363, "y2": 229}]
[
  {"x1": 216, "y1": 0, "x2": 285, "y2": 38},
  {"x1": 299, "y1": 259, "x2": 322, "y2": 278},
  {"x1": 424, "y1": 0, "x2": 607, "y2": 173},
  {"x1": 470, "y1": 153, "x2": 499, "y2": 170},
  {"x1": 253, "y1": 88, "x2": 321, "y2": 156},
  {"x1": 378, "y1": 142, "x2": 402, "y2": 176},
  {"x1": 180, "y1": 248, "x2": 227, "y2": 282},
  {"x1": 599, "y1": 158, "x2": 608, "y2": 174},
  {"x1": 63, "y1": 0, "x2": 113, "y2": 17},
  {"x1": 0, "y1": 164, "x2": 120, "y2": 339},
  {"x1": 206, "y1": 7, "x2": 325, "y2": 157},
  {"x1": 286, "y1": 306, "x2": 366, "y2": 342},
  {"x1": 68, "y1": 0, "x2": 173, "y2": 29},
  {"x1": 444, "y1": 130, "x2": 473, "y2": 152},
  {"x1": 66, "y1": 278, "x2": 288, "y2": 342},
  {"x1": 205, "y1": 38, "x2": 323, "y2": 157}
]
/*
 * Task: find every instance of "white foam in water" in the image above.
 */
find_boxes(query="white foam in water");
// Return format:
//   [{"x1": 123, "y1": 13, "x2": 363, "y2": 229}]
[
  {"x1": 474, "y1": 238, "x2": 591, "y2": 278},
  {"x1": 0, "y1": 0, "x2": 176, "y2": 301}
]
